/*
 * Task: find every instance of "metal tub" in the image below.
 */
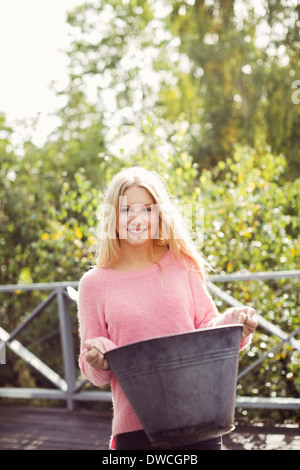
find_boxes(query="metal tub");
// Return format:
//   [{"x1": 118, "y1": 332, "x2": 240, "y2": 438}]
[{"x1": 105, "y1": 324, "x2": 242, "y2": 448}]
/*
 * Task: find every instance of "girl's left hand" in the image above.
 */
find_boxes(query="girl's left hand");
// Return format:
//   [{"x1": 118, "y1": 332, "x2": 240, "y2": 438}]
[{"x1": 232, "y1": 307, "x2": 258, "y2": 339}]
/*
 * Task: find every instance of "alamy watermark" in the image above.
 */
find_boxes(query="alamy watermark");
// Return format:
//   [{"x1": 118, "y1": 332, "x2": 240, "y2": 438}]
[
  {"x1": 0, "y1": 340, "x2": 6, "y2": 365},
  {"x1": 96, "y1": 198, "x2": 205, "y2": 246}
]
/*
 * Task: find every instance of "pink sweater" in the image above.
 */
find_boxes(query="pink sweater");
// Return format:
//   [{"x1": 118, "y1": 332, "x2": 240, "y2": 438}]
[{"x1": 78, "y1": 250, "x2": 250, "y2": 442}]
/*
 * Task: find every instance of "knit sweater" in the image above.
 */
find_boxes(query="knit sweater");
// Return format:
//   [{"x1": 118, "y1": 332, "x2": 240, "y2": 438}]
[{"x1": 78, "y1": 250, "x2": 250, "y2": 442}]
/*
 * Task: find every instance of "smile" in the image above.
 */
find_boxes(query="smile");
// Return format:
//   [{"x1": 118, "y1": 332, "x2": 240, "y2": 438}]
[{"x1": 127, "y1": 228, "x2": 148, "y2": 235}]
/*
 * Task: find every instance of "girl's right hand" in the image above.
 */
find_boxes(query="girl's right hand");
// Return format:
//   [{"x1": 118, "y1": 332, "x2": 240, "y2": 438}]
[{"x1": 84, "y1": 339, "x2": 110, "y2": 371}]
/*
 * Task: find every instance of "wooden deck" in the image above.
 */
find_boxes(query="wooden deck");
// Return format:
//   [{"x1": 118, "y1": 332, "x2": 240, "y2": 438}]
[{"x1": 0, "y1": 407, "x2": 299, "y2": 451}]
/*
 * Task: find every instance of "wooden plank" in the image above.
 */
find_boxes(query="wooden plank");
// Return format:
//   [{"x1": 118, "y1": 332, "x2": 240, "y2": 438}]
[
  {"x1": 0, "y1": 407, "x2": 299, "y2": 450},
  {"x1": 0, "y1": 407, "x2": 112, "y2": 450}
]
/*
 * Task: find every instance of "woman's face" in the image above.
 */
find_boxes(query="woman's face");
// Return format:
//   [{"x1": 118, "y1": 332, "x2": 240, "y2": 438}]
[{"x1": 117, "y1": 186, "x2": 159, "y2": 247}]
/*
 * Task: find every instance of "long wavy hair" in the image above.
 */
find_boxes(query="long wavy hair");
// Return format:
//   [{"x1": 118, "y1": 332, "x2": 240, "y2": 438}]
[{"x1": 94, "y1": 166, "x2": 208, "y2": 282}]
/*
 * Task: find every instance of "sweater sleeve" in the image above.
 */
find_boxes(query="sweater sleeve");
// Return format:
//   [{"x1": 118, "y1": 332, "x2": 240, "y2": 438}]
[
  {"x1": 77, "y1": 269, "x2": 116, "y2": 387},
  {"x1": 187, "y1": 267, "x2": 251, "y2": 350}
]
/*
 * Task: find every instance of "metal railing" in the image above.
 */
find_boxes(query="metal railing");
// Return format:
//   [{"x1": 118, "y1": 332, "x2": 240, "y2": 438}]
[
  {"x1": 0, "y1": 281, "x2": 111, "y2": 410},
  {"x1": 208, "y1": 270, "x2": 300, "y2": 411},
  {"x1": 0, "y1": 270, "x2": 299, "y2": 411}
]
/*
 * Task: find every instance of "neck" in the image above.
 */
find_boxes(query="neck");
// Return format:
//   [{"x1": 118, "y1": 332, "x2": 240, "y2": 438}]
[
  {"x1": 119, "y1": 242, "x2": 152, "y2": 267},
  {"x1": 113, "y1": 243, "x2": 168, "y2": 271}
]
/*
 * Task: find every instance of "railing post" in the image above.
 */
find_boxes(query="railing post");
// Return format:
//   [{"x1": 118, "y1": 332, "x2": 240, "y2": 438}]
[{"x1": 56, "y1": 287, "x2": 77, "y2": 410}]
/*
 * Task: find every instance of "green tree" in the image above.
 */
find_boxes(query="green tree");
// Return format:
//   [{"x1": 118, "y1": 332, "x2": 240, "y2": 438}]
[
  {"x1": 58, "y1": 0, "x2": 299, "y2": 178},
  {"x1": 161, "y1": 0, "x2": 300, "y2": 177}
]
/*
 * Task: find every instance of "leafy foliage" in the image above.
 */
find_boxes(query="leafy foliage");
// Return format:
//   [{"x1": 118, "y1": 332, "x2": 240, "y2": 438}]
[{"x1": 0, "y1": 0, "x2": 299, "y2": 420}]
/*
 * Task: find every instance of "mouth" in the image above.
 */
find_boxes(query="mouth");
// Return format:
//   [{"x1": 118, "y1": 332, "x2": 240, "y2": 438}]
[{"x1": 127, "y1": 228, "x2": 148, "y2": 236}]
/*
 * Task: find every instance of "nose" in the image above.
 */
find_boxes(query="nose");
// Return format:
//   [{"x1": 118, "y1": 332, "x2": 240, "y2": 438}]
[{"x1": 129, "y1": 213, "x2": 143, "y2": 228}]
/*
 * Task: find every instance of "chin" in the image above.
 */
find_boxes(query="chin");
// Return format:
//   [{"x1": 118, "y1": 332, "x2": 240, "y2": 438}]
[{"x1": 126, "y1": 238, "x2": 151, "y2": 247}]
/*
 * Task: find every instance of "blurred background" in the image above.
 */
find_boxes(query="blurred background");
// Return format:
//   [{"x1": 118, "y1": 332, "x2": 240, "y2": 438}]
[{"x1": 0, "y1": 0, "x2": 299, "y2": 424}]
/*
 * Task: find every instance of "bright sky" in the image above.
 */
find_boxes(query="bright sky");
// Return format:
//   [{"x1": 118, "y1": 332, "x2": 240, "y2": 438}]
[
  {"x1": 0, "y1": 0, "x2": 83, "y2": 146},
  {"x1": 0, "y1": 0, "x2": 165, "y2": 155}
]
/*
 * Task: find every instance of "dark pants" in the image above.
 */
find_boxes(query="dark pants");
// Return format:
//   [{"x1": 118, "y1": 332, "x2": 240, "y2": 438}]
[{"x1": 115, "y1": 430, "x2": 222, "y2": 450}]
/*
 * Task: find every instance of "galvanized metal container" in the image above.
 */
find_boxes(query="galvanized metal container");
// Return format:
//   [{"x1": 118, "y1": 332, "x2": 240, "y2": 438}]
[{"x1": 105, "y1": 324, "x2": 242, "y2": 448}]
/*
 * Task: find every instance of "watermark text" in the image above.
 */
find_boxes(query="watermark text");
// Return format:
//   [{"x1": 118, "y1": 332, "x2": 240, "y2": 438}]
[{"x1": 96, "y1": 199, "x2": 204, "y2": 245}]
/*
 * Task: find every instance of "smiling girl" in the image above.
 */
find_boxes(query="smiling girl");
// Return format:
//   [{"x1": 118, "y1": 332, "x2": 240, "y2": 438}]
[{"x1": 78, "y1": 166, "x2": 257, "y2": 450}]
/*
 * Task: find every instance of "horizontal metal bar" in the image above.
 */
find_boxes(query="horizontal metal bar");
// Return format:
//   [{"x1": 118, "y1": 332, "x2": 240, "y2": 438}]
[
  {"x1": 72, "y1": 391, "x2": 112, "y2": 402},
  {"x1": 0, "y1": 281, "x2": 79, "y2": 293},
  {"x1": 210, "y1": 270, "x2": 300, "y2": 282},
  {"x1": 236, "y1": 396, "x2": 300, "y2": 409},
  {"x1": 0, "y1": 387, "x2": 69, "y2": 400},
  {"x1": 1, "y1": 387, "x2": 298, "y2": 409},
  {"x1": 0, "y1": 387, "x2": 112, "y2": 402},
  {"x1": 0, "y1": 269, "x2": 299, "y2": 293}
]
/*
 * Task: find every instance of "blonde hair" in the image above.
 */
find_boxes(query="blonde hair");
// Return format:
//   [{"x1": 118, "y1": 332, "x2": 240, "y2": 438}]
[{"x1": 95, "y1": 166, "x2": 208, "y2": 283}]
